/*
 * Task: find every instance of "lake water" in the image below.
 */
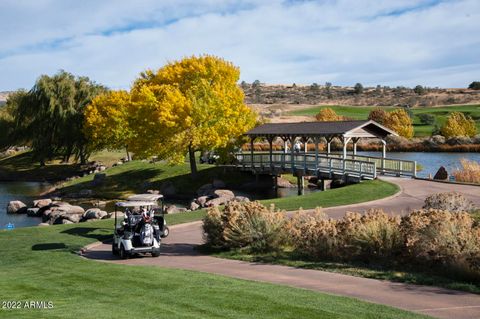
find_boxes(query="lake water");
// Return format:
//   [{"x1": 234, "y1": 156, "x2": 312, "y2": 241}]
[
  {"x1": 0, "y1": 182, "x2": 52, "y2": 229},
  {"x1": 359, "y1": 152, "x2": 480, "y2": 178},
  {"x1": 1, "y1": 152, "x2": 479, "y2": 228}
]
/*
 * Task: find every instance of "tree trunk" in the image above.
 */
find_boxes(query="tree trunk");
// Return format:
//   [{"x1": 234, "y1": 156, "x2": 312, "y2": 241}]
[
  {"x1": 125, "y1": 146, "x2": 132, "y2": 161},
  {"x1": 188, "y1": 145, "x2": 197, "y2": 178}
]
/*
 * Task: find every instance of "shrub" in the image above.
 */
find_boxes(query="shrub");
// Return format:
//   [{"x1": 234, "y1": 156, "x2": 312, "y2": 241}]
[
  {"x1": 315, "y1": 108, "x2": 343, "y2": 121},
  {"x1": 413, "y1": 85, "x2": 426, "y2": 95},
  {"x1": 203, "y1": 201, "x2": 286, "y2": 253},
  {"x1": 368, "y1": 107, "x2": 389, "y2": 125},
  {"x1": 383, "y1": 109, "x2": 414, "y2": 139},
  {"x1": 401, "y1": 209, "x2": 480, "y2": 276},
  {"x1": 453, "y1": 159, "x2": 480, "y2": 184},
  {"x1": 286, "y1": 209, "x2": 340, "y2": 259},
  {"x1": 423, "y1": 192, "x2": 476, "y2": 213},
  {"x1": 441, "y1": 112, "x2": 477, "y2": 138},
  {"x1": 354, "y1": 83, "x2": 364, "y2": 95},
  {"x1": 418, "y1": 113, "x2": 436, "y2": 125},
  {"x1": 337, "y1": 210, "x2": 402, "y2": 260}
]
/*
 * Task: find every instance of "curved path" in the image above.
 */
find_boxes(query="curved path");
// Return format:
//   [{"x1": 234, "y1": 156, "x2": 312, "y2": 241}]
[{"x1": 84, "y1": 178, "x2": 480, "y2": 319}]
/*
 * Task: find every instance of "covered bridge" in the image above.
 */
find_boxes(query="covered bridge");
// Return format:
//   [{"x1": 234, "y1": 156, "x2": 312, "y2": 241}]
[{"x1": 234, "y1": 120, "x2": 416, "y2": 190}]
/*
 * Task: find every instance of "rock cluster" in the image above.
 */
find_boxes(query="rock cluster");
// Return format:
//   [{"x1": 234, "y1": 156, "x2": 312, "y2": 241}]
[
  {"x1": 188, "y1": 180, "x2": 250, "y2": 210},
  {"x1": 6, "y1": 198, "x2": 109, "y2": 226}
]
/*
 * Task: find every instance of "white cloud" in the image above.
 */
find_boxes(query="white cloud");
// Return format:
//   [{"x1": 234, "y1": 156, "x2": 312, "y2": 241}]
[{"x1": 0, "y1": 0, "x2": 479, "y2": 90}]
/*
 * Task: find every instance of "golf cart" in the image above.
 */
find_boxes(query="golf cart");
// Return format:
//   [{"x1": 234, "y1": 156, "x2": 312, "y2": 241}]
[{"x1": 112, "y1": 194, "x2": 169, "y2": 259}]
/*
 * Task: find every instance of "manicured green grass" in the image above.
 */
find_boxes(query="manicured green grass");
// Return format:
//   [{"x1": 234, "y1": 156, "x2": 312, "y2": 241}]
[
  {"x1": 289, "y1": 104, "x2": 480, "y2": 137},
  {"x1": 215, "y1": 250, "x2": 480, "y2": 294},
  {"x1": 0, "y1": 216, "x2": 428, "y2": 318},
  {"x1": 0, "y1": 150, "x2": 125, "y2": 182},
  {"x1": 260, "y1": 180, "x2": 399, "y2": 211},
  {"x1": 59, "y1": 161, "x2": 253, "y2": 199}
]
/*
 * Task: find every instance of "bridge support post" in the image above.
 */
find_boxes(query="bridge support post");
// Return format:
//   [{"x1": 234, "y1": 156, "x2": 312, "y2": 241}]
[
  {"x1": 319, "y1": 178, "x2": 325, "y2": 191},
  {"x1": 297, "y1": 175, "x2": 304, "y2": 195},
  {"x1": 268, "y1": 136, "x2": 274, "y2": 170},
  {"x1": 381, "y1": 139, "x2": 386, "y2": 174},
  {"x1": 250, "y1": 137, "x2": 255, "y2": 170},
  {"x1": 342, "y1": 136, "x2": 351, "y2": 172},
  {"x1": 352, "y1": 137, "x2": 359, "y2": 159},
  {"x1": 314, "y1": 137, "x2": 319, "y2": 171}
]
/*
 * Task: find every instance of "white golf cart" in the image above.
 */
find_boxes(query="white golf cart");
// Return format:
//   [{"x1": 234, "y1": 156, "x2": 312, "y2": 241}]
[{"x1": 112, "y1": 194, "x2": 169, "y2": 259}]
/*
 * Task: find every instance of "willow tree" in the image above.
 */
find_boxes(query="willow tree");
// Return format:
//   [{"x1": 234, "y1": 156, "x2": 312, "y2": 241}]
[
  {"x1": 85, "y1": 55, "x2": 257, "y2": 177},
  {"x1": 7, "y1": 71, "x2": 106, "y2": 164}
]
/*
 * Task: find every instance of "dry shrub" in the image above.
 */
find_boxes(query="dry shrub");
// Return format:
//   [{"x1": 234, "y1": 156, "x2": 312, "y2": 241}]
[
  {"x1": 286, "y1": 209, "x2": 339, "y2": 259},
  {"x1": 453, "y1": 159, "x2": 480, "y2": 184},
  {"x1": 423, "y1": 192, "x2": 476, "y2": 213},
  {"x1": 401, "y1": 209, "x2": 480, "y2": 276},
  {"x1": 337, "y1": 210, "x2": 402, "y2": 260},
  {"x1": 203, "y1": 201, "x2": 286, "y2": 252}
]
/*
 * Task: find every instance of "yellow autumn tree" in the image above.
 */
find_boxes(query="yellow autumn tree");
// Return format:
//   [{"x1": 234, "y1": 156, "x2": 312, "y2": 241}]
[
  {"x1": 383, "y1": 109, "x2": 414, "y2": 139},
  {"x1": 85, "y1": 55, "x2": 257, "y2": 177},
  {"x1": 440, "y1": 112, "x2": 477, "y2": 138},
  {"x1": 315, "y1": 108, "x2": 344, "y2": 121},
  {"x1": 83, "y1": 90, "x2": 135, "y2": 160}
]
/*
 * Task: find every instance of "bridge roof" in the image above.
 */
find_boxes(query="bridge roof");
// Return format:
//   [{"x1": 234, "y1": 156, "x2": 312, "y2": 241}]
[{"x1": 245, "y1": 120, "x2": 397, "y2": 139}]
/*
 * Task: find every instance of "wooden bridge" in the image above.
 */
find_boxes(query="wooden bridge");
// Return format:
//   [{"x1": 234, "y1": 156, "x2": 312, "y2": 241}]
[
  {"x1": 235, "y1": 120, "x2": 417, "y2": 193},
  {"x1": 234, "y1": 151, "x2": 416, "y2": 180}
]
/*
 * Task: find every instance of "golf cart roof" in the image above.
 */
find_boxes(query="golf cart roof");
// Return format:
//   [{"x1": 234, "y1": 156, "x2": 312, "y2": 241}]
[
  {"x1": 115, "y1": 201, "x2": 159, "y2": 208},
  {"x1": 127, "y1": 194, "x2": 164, "y2": 201}
]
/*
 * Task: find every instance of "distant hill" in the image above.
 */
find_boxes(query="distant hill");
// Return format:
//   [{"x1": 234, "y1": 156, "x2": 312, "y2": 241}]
[{"x1": 242, "y1": 84, "x2": 480, "y2": 108}]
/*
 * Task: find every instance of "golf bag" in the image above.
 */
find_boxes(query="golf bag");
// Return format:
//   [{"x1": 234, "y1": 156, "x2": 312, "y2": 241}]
[{"x1": 140, "y1": 223, "x2": 154, "y2": 246}]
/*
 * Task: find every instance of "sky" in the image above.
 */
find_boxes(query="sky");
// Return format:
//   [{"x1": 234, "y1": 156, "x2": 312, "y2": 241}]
[{"x1": 0, "y1": 0, "x2": 479, "y2": 91}]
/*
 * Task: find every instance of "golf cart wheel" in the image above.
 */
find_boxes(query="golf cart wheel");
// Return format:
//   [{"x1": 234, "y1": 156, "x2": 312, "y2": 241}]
[
  {"x1": 112, "y1": 243, "x2": 119, "y2": 256},
  {"x1": 119, "y1": 245, "x2": 129, "y2": 259},
  {"x1": 152, "y1": 250, "x2": 160, "y2": 257},
  {"x1": 161, "y1": 226, "x2": 170, "y2": 238}
]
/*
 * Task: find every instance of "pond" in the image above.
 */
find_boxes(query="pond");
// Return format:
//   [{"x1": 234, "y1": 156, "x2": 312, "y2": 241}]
[
  {"x1": 0, "y1": 182, "x2": 52, "y2": 229},
  {"x1": 359, "y1": 152, "x2": 480, "y2": 178}
]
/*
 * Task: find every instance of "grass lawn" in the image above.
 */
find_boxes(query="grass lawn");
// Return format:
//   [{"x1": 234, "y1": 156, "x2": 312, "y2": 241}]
[
  {"x1": 59, "y1": 161, "x2": 254, "y2": 199},
  {"x1": 289, "y1": 104, "x2": 480, "y2": 137},
  {"x1": 215, "y1": 250, "x2": 480, "y2": 295},
  {"x1": 261, "y1": 179, "x2": 399, "y2": 211},
  {"x1": 0, "y1": 150, "x2": 126, "y2": 182},
  {"x1": 0, "y1": 214, "x2": 429, "y2": 319}
]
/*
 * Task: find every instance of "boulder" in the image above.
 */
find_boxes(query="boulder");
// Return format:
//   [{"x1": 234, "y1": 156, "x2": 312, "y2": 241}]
[
  {"x1": 189, "y1": 201, "x2": 200, "y2": 211},
  {"x1": 212, "y1": 189, "x2": 235, "y2": 199},
  {"x1": 79, "y1": 189, "x2": 94, "y2": 197},
  {"x1": 91, "y1": 173, "x2": 106, "y2": 187},
  {"x1": 197, "y1": 183, "x2": 215, "y2": 197},
  {"x1": 26, "y1": 208, "x2": 41, "y2": 217},
  {"x1": 53, "y1": 205, "x2": 85, "y2": 215},
  {"x1": 433, "y1": 166, "x2": 448, "y2": 180},
  {"x1": 159, "y1": 182, "x2": 176, "y2": 196},
  {"x1": 206, "y1": 197, "x2": 230, "y2": 207},
  {"x1": 147, "y1": 189, "x2": 160, "y2": 195},
  {"x1": 165, "y1": 205, "x2": 179, "y2": 214},
  {"x1": 212, "y1": 179, "x2": 226, "y2": 188},
  {"x1": 48, "y1": 211, "x2": 81, "y2": 224},
  {"x1": 330, "y1": 178, "x2": 347, "y2": 189},
  {"x1": 196, "y1": 196, "x2": 210, "y2": 207},
  {"x1": 38, "y1": 222, "x2": 50, "y2": 226},
  {"x1": 276, "y1": 177, "x2": 294, "y2": 188},
  {"x1": 232, "y1": 196, "x2": 250, "y2": 203},
  {"x1": 6, "y1": 201, "x2": 27, "y2": 214},
  {"x1": 83, "y1": 208, "x2": 108, "y2": 220},
  {"x1": 98, "y1": 165, "x2": 106, "y2": 171},
  {"x1": 447, "y1": 136, "x2": 472, "y2": 145},
  {"x1": 32, "y1": 198, "x2": 52, "y2": 208}
]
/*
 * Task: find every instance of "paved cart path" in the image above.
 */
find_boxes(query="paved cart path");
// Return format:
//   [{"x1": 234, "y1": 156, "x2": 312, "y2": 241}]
[{"x1": 84, "y1": 178, "x2": 480, "y2": 319}]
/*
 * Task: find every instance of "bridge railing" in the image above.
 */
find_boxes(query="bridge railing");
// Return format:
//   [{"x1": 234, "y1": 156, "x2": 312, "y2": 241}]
[
  {"x1": 235, "y1": 152, "x2": 377, "y2": 179},
  {"x1": 325, "y1": 153, "x2": 416, "y2": 177}
]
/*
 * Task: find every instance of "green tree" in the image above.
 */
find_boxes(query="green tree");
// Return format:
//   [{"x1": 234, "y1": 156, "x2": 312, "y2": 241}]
[
  {"x1": 468, "y1": 81, "x2": 480, "y2": 90},
  {"x1": 418, "y1": 113, "x2": 436, "y2": 125},
  {"x1": 8, "y1": 71, "x2": 106, "y2": 164},
  {"x1": 354, "y1": 83, "x2": 363, "y2": 95},
  {"x1": 413, "y1": 85, "x2": 425, "y2": 95}
]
